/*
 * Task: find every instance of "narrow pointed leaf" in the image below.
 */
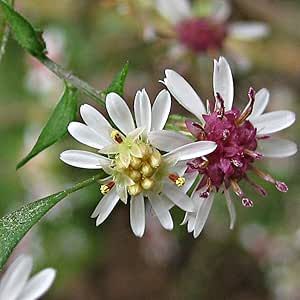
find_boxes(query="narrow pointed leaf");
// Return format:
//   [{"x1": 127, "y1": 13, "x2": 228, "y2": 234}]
[
  {"x1": 17, "y1": 85, "x2": 78, "y2": 169},
  {"x1": 0, "y1": 0, "x2": 46, "y2": 56},
  {"x1": 104, "y1": 61, "x2": 129, "y2": 96},
  {"x1": 0, "y1": 173, "x2": 105, "y2": 270}
]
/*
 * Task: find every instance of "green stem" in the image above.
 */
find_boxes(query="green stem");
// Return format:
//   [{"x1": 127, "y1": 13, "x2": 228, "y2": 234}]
[
  {"x1": 0, "y1": 0, "x2": 14, "y2": 62},
  {"x1": 62, "y1": 172, "x2": 105, "y2": 196},
  {"x1": 39, "y1": 55, "x2": 105, "y2": 106}
]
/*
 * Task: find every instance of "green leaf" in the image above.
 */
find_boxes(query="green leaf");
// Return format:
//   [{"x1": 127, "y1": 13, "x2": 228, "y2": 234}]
[
  {"x1": 0, "y1": 0, "x2": 46, "y2": 56},
  {"x1": 104, "y1": 61, "x2": 129, "y2": 96},
  {"x1": 0, "y1": 173, "x2": 105, "y2": 270},
  {"x1": 17, "y1": 85, "x2": 78, "y2": 169}
]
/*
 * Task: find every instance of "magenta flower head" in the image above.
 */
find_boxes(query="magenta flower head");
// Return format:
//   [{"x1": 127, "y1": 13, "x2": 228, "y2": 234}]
[{"x1": 161, "y1": 56, "x2": 297, "y2": 238}]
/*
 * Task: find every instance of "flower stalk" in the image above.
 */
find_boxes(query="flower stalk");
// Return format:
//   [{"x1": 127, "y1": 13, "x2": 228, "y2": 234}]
[{"x1": 39, "y1": 55, "x2": 106, "y2": 106}]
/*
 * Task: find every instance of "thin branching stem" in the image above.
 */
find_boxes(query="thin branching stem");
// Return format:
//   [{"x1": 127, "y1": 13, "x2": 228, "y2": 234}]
[{"x1": 39, "y1": 55, "x2": 106, "y2": 106}]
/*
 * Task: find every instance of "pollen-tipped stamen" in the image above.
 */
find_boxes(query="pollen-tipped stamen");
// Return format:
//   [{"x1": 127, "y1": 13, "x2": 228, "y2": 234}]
[
  {"x1": 252, "y1": 167, "x2": 288, "y2": 193},
  {"x1": 244, "y1": 149, "x2": 263, "y2": 160},
  {"x1": 236, "y1": 87, "x2": 256, "y2": 125},
  {"x1": 215, "y1": 92, "x2": 225, "y2": 119},
  {"x1": 199, "y1": 177, "x2": 212, "y2": 198},
  {"x1": 100, "y1": 181, "x2": 115, "y2": 194},
  {"x1": 231, "y1": 179, "x2": 254, "y2": 207},
  {"x1": 245, "y1": 175, "x2": 268, "y2": 197},
  {"x1": 111, "y1": 130, "x2": 123, "y2": 144},
  {"x1": 169, "y1": 173, "x2": 186, "y2": 187}
]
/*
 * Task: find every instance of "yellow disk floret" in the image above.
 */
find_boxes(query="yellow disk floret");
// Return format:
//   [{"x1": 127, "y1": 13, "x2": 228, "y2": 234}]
[{"x1": 111, "y1": 141, "x2": 165, "y2": 196}]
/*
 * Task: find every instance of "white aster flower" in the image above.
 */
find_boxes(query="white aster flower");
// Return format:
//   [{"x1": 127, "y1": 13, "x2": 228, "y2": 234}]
[
  {"x1": 60, "y1": 89, "x2": 217, "y2": 237},
  {"x1": 0, "y1": 255, "x2": 56, "y2": 300},
  {"x1": 154, "y1": 0, "x2": 269, "y2": 68},
  {"x1": 162, "y1": 56, "x2": 297, "y2": 238}
]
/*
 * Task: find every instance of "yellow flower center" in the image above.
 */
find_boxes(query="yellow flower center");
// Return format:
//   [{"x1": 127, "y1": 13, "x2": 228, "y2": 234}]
[{"x1": 113, "y1": 143, "x2": 163, "y2": 196}]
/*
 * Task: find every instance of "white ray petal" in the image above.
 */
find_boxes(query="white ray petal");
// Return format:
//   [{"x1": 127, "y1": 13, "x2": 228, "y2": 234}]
[
  {"x1": 130, "y1": 194, "x2": 145, "y2": 237},
  {"x1": 163, "y1": 183, "x2": 194, "y2": 212},
  {"x1": 170, "y1": 160, "x2": 189, "y2": 176},
  {"x1": 164, "y1": 141, "x2": 217, "y2": 161},
  {"x1": 151, "y1": 89, "x2": 171, "y2": 131},
  {"x1": 80, "y1": 104, "x2": 112, "y2": 143},
  {"x1": 248, "y1": 88, "x2": 270, "y2": 120},
  {"x1": 187, "y1": 216, "x2": 196, "y2": 233},
  {"x1": 211, "y1": 0, "x2": 231, "y2": 22},
  {"x1": 156, "y1": 0, "x2": 191, "y2": 24},
  {"x1": 193, "y1": 193, "x2": 215, "y2": 238},
  {"x1": 91, "y1": 188, "x2": 119, "y2": 225},
  {"x1": 148, "y1": 193, "x2": 174, "y2": 230},
  {"x1": 18, "y1": 269, "x2": 56, "y2": 300},
  {"x1": 213, "y1": 56, "x2": 234, "y2": 111},
  {"x1": 228, "y1": 22, "x2": 270, "y2": 41},
  {"x1": 224, "y1": 189, "x2": 236, "y2": 230},
  {"x1": 106, "y1": 93, "x2": 135, "y2": 135},
  {"x1": 163, "y1": 69, "x2": 206, "y2": 121},
  {"x1": 98, "y1": 144, "x2": 119, "y2": 155},
  {"x1": 258, "y1": 138, "x2": 298, "y2": 158},
  {"x1": 68, "y1": 122, "x2": 108, "y2": 149},
  {"x1": 0, "y1": 255, "x2": 32, "y2": 300},
  {"x1": 60, "y1": 150, "x2": 111, "y2": 169},
  {"x1": 127, "y1": 127, "x2": 145, "y2": 141},
  {"x1": 134, "y1": 89, "x2": 151, "y2": 133},
  {"x1": 148, "y1": 130, "x2": 191, "y2": 152},
  {"x1": 252, "y1": 110, "x2": 296, "y2": 135},
  {"x1": 181, "y1": 212, "x2": 190, "y2": 226},
  {"x1": 116, "y1": 184, "x2": 128, "y2": 204}
]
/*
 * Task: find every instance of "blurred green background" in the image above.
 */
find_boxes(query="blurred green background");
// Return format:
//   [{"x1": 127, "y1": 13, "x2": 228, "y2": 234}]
[{"x1": 0, "y1": 0, "x2": 299, "y2": 299}]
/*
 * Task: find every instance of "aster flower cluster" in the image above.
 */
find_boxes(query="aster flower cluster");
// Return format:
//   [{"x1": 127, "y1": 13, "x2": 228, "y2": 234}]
[
  {"x1": 61, "y1": 89, "x2": 216, "y2": 237},
  {"x1": 60, "y1": 56, "x2": 296, "y2": 239}
]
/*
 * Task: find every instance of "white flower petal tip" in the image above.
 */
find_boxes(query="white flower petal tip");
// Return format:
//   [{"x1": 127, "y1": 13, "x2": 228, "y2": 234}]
[
  {"x1": 0, "y1": 255, "x2": 56, "y2": 300},
  {"x1": 258, "y1": 138, "x2": 298, "y2": 158},
  {"x1": 193, "y1": 193, "x2": 215, "y2": 238},
  {"x1": 67, "y1": 122, "x2": 107, "y2": 149},
  {"x1": 213, "y1": 56, "x2": 234, "y2": 111},
  {"x1": 248, "y1": 88, "x2": 270, "y2": 120},
  {"x1": 0, "y1": 255, "x2": 33, "y2": 300},
  {"x1": 163, "y1": 184, "x2": 195, "y2": 212},
  {"x1": 165, "y1": 141, "x2": 217, "y2": 162},
  {"x1": 148, "y1": 130, "x2": 191, "y2": 152},
  {"x1": 151, "y1": 89, "x2": 171, "y2": 131},
  {"x1": 229, "y1": 22, "x2": 270, "y2": 41},
  {"x1": 164, "y1": 69, "x2": 206, "y2": 120},
  {"x1": 156, "y1": 0, "x2": 191, "y2": 24},
  {"x1": 130, "y1": 194, "x2": 145, "y2": 238},
  {"x1": 134, "y1": 89, "x2": 151, "y2": 133},
  {"x1": 212, "y1": 0, "x2": 231, "y2": 22},
  {"x1": 60, "y1": 150, "x2": 111, "y2": 169},
  {"x1": 18, "y1": 268, "x2": 56, "y2": 300},
  {"x1": 106, "y1": 92, "x2": 135, "y2": 135},
  {"x1": 253, "y1": 110, "x2": 296, "y2": 135},
  {"x1": 224, "y1": 189, "x2": 236, "y2": 231},
  {"x1": 80, "y1": 104, "x2": 111, "y2": 131},
  {"x1": 148, "y1": 193, "x2": 174, "y2": 230},
  {"x1": 91, "y1": 189, "x2": 119, "y2": 226}
]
